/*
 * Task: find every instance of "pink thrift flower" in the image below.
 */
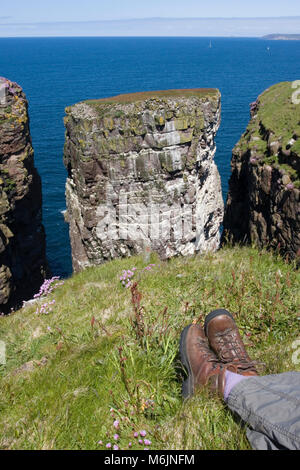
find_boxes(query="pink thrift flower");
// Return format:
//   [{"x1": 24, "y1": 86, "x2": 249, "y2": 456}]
[
  {"x1": 128, "y1": 442, "x2": 132, "y2": 448},
  {"x1": 113, "y1": 420, "x2": 120, "y2": 429},
  {"x1": 138, "y1": 439, "x2": 143, "y2": 445},
  {"x1": 144, "y1": 439, "x2": 151, "y2": 446},
  {"x1": 113, "y1": 434, "x2": 119, "y2": 441},
  {"x1": 113, "y1": 445, "x2": 119, "y2": 450},
  {"x1": 140, "y1": 430, "x2": 147, "y2": 437},
  {"x1": 106, "y1": 443, "x2": 112, "y2": 448},
  {"x1": 134, "y1": 432, "x2": 139, "y2": 438}
]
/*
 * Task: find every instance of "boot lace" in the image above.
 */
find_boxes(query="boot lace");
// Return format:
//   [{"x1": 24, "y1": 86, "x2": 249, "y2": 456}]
[
  {"x1": 214, "y1": 328, "x2": 258, "y2": 370},
  {"x1": 195, "y1": 338, "x2": 220, "y2": 366}
]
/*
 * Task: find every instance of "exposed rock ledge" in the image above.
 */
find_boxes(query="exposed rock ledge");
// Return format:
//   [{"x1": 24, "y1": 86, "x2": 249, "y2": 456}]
[
  {"x1": 0, "y1": 78, "x2": 48, "y2": 313},
  {"x1": 223, "y1": 82, "x2": 300, "y2": 261},
  {"x1": 64, "y1": 89, "x2": 224, "y2": 272}
]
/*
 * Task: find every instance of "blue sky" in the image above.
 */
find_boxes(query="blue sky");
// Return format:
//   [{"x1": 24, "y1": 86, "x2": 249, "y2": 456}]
[{"x1": 0, "y1": 0, "x2": 300, "y2": 36}]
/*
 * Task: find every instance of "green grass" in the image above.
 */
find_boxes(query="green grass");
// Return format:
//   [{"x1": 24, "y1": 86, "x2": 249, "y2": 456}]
[
  {"x1": 86, "y1": 88, "x2": 219, "y2": 106},
  {"x1": 237, "y1": 81, "x2": 300, "y2": 183},
  {"x1": 0, "y1": 246, "x2": 299, "y2": 450},
  {"x1": 258, "y1": 82, "x2": 300, "y2": 150}
]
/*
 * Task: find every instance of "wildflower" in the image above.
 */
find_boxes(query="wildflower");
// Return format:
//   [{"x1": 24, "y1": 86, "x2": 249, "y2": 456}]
[
  {"x1": 140, "y1": 430, "x2": 147, "y2": 437},
  {"x1": 34, "y1": 277, "x2": 63, "y2": 300},
  {"x1": 106, "y1": 443, "x2": 112, "y2": 449},
  {"x1": 133, "y1": 432, "x2": 139, "y2": 438},
  {"x1": 138, "y1": 439, "x2": 143, "y2": 445},
  {"x1": 119, "y1": 267, "x2": 136, "y2": 287},
  {"x1": 113, "y1": 434, "x2": 119, "y2": 441},
  {"x1": 113, "y1": 420, "x2": 120, "y2": 429},
  {"x1": 98, "y1": 440, "x2": 103, "y2": 445},
  {"x1": 144, "y1": 439, "x2": 151, "y2": 446},
  {"x1": 113, "y1": 445, "x2": 119, "y2": 450},
  {"x1": 128, "y1": 442, "x2": 132, "y2": 448}
]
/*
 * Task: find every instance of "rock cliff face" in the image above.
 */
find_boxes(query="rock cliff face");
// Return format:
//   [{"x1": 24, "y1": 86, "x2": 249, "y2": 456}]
[
  {"x1": 223, "y1": 82, "x2": 300, "y2": 261},
  {"x1": 64, "y1": 89, "x2": 224, "y2": 272},
  {"x1": 0, "y1": 77, "x2": 48, "y2": 313}
]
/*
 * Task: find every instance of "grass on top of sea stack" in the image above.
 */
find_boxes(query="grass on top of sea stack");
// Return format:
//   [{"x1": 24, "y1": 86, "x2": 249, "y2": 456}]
[
  {"x1": 0, "y1": 245, "x2": 299, "y2": 450},
  {"x1": 86, "y1": 88, "x2": 219, "y2": 105}
]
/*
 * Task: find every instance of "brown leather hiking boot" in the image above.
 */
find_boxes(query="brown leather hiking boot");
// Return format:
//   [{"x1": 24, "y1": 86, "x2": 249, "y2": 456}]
[
  {"x1": 179, "y1": 323, "x2": 227, "y2": 398},
  {"x1": 204, "y1": 309, "x2": 258, "y2": 376}
]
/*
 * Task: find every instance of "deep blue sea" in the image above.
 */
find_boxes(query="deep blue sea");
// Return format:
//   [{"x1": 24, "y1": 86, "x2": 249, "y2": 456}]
[{"x1": 1, "y1": 37, "x2": 300, "y2": 277}]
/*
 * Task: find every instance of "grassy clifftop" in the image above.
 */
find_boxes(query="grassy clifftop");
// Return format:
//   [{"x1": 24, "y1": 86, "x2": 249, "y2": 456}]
[
  {"x1": 80, "y1": 88, "x2": 220, "y2": 122},
  {"x1": 257, "y1": 81, "x2": 300, "y2": 154},
  {"x1": 86, "y1": 88, "x2": 219, "y2": 105},
  {"x1": 0, "y1": 246, "x2": 299, "y2": 450},
  {"x1": 237, "y1": 81, "x2": 300, "y2": 186}
]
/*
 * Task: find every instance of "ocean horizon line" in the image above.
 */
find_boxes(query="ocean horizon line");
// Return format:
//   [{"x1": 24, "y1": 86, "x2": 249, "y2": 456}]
[{"x1": 0, "y1": 35, "x2": 269, "y2": 39}]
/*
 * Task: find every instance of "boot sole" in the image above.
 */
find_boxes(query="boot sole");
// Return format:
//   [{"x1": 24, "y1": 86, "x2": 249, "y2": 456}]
[
  {"x1": 204, "y1": 309, "x2": 235, "y2": 336},
  {"x1": 179, "y1": 325, "x2": 195, "y2": 399}
]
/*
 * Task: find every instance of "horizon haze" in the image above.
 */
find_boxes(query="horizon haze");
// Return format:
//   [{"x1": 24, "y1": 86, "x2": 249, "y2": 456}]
[
  {"x1": 0, "y1": 16, "x2": 300, "y2": 38},
  {"x1": 1, "y1": 0, "x2": 300, "y2": 37}
]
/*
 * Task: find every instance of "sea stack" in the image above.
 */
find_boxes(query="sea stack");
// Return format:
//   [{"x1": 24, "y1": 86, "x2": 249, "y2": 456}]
[
  {"x1": 63, "y1": 89, "x2": 224, "y2": 272},
  {"x1": 223, "y1": 82, "x2": 300, "y2": 261},
  {"x1": 0, "y1": 78, "x2": 48, "y2": 313}
]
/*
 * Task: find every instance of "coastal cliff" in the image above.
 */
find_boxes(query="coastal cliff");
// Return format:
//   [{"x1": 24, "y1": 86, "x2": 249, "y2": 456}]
[
  {"x1": 223, "y1": 82, "x2": 300, "y2": 261},
  {"x1": 0, "y1": 78, "x2": 48, "y2": 313},
  {"x1": 63, "y1": 89, "x2": 224, "y2": 272}
]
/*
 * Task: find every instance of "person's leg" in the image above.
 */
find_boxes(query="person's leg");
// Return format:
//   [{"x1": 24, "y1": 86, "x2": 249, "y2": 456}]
[
  {"x1": 225, "y1": 371, "x2": 300, "y2": 450},
  {"x1": 204, "y1": 309, "x2": 300, "y2": 450},
  {"x1": 223, "y1": 370, "x2": 251, "y2": 401}
]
